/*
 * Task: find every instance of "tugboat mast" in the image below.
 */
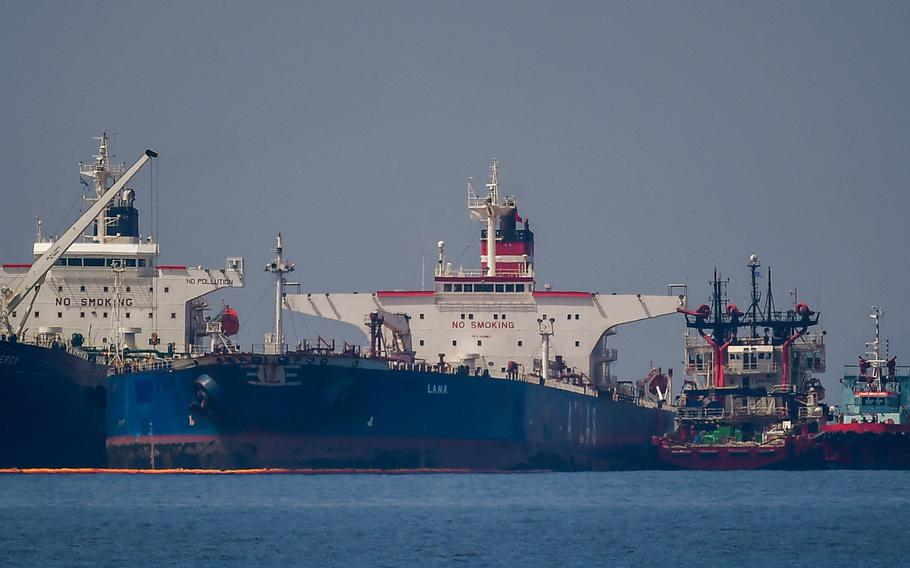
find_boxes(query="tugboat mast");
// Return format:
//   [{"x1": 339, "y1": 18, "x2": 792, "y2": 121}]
[{"x1": 747, "y1": 253, "x2": 761, "y2": 337}]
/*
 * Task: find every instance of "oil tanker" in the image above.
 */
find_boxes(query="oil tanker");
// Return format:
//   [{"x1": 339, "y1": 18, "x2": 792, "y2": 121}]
[
  {"x1": 0, "y1": 134, "x2": 243, "y2": 467},
  {"x1": 107, "y1": 161, "x2": 682, "y2": 470}
]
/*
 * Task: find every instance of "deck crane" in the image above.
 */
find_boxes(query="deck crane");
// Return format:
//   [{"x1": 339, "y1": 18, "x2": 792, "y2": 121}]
[{"x1": 0, "y1": 148, "x2": 158, "y2": 337}]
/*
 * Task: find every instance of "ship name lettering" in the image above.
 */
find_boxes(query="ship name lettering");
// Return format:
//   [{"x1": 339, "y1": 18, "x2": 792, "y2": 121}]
[
  {"x1": 0, "y1": 355, "x2": 18, "y2": 366},
  {"x1": 427, "y1": 384, "x2": 448, "y2": 395}
]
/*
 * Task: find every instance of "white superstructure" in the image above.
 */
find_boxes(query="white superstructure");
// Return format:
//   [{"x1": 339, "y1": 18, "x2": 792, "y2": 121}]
[
  {"x1": 286, "y1": 160, "x2": 684, "y2": 386},
  {"x1": 0, "y1": 133, "x2": 244, "y2": 353}
]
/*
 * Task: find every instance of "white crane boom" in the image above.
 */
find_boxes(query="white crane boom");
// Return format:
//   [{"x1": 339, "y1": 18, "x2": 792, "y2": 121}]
[{"x1": 0, "y1": 149, "x2": 158, "y2": 335}]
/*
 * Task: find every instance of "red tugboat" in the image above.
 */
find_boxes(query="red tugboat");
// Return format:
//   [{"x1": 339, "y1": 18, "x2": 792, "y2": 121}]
[
  {"x1": 654, "y1": 255, "x2": 827, "y2": 470},
  {"x1": 815, "y1": 307, "x2": 910, "y2": 469}
]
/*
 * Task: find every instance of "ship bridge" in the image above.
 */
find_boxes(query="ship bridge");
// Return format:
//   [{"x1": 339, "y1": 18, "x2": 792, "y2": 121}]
[{"x1": 286, "y1": 159, "x2": 684, "y2": 386}]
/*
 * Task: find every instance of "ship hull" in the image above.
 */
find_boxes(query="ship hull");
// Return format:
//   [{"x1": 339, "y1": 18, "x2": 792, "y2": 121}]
[
  {"x1": 0, "y1": 340, "x2": 108, "y2": 467},
  {"x1": 107, "y1": 355, "x2": 673, "y2": 471},
  {"x1": 816, "y1": 424, "x2": 910, "y2": 469},
  {"x1": 654, "y1": 433, "x2": 822, "y2": 471}
]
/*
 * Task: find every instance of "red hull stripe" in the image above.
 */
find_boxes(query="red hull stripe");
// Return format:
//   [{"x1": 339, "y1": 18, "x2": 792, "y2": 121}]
[
  {"x1": 2, "y1": 263, "x2": 32, "y2": 269},
  {"x1": 376, "y1": 290, "x2": 435, "y2": 298},
  {"x1": 821, "y1": 423, "x2": 910, "y2": 433},
  {"x1": 157, "y1": 265, "x2": 187, "y2": 270}
]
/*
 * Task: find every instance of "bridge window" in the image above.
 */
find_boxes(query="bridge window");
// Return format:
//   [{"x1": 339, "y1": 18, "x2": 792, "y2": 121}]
[
  {"x1": 453, "y1": 284, "x2": 462, "y2": 292},
  {"x1": 464, "y1": 284, "x2": 473, "y2": 292},
  {"x1": 474, "y1": 284, "x2": 493, "y2": 292},
  {"x1": 443, "y1": 284, "x2": 452, "y2": 292},
  {"x1": 505, "y1": 284, "x2": 515, "y2": 292},
  {"x1": 66, "y1": 258, "x2": 83, "y2": 266},
  {"x1": 83, "y1": 258, "x2": 104, "y2": 267},
  {"x1": 515, "y1": 284, "x2": 525, "y2": 292},
  {"x1": 138, "y1": 259, "x2": 147, "y2": 267},
  {"x1": 495, "y1": 284, "x2": 504, "y2": 292}
]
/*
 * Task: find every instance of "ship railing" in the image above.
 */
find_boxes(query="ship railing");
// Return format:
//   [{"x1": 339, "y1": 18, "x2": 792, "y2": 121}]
[
  {"x1": 250, "y1": 343, "x2": 289, "y2": 355},
  {"x1": 111, "y1": 358, "x2": 173, "y2": 375},
  {"x1": 733, "y1": 405, "x2": 787, "y2": 418},
  {"x1": 434, "y1": 267, "x2": 532, "y2": 278},
  {"x1": 768, "y1": 384, "x2": 797, "y2": 395},
  {"x1": 677, "y1": 407, "x2": 725, "y2": 421},
  {"x1": 382, "y1": 360, "x2": 600, "y2": 396}
]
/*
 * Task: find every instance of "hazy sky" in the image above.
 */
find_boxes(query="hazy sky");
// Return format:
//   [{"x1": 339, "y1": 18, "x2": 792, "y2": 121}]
[{"x1": 2, "y1": 1, "x2": 909, "y2": 401}]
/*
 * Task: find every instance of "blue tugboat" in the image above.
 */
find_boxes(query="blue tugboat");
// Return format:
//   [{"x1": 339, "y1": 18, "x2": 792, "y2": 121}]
[{"x1": 816, "y1": 307, "x2": 910, "y2": 469}]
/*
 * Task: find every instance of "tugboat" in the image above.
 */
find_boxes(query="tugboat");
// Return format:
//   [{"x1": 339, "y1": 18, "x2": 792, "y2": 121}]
[
  {"x1": 106, "y1": 161, "x2": 683, "y2": 471},
  {"x1": 653, "y1": 255, "x2": 827, "y2": 470},
  {"x1": 815, "y1": 307, "x2": 910, "y2": 469}
]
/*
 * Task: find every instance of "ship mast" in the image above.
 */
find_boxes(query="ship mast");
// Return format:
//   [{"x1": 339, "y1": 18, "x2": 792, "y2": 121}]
[
  {"x1": 468, "y1": 159, "x2": 512, "y2": 277},
  {"x1": 538, "y1": 317, "x2": 555, "y2": 381},
  {"x1": 265, "y1": 233, "x2": 294, "y2": 353},
  {"x1": 747, "y1": 253, "x2": 761, "y2": 337},
  {"x1": 865, "y1": 306, "x2": 885, "y2": 384},
  {"x1": 79, "y1": 132, "x2": 127, "y2": 243}
]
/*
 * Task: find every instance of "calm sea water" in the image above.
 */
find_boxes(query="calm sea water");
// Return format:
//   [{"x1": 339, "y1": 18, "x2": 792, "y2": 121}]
[{"x1": 0, "y1": 471, "x2": 907, "y2": 567}]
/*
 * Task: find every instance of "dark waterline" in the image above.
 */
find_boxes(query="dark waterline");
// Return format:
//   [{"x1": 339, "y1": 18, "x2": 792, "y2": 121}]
[{"x1": 0, "y1": 471, "x2": 907, "y2": 567}]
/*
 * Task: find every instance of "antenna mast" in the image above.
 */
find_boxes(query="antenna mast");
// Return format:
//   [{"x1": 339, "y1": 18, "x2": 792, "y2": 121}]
[
  {"x1": 265, "y1": 233, "x2": 295, "y2": 354},
  {"x1": 747, "y1": 253, "x2": 761, "y2": 337}
]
